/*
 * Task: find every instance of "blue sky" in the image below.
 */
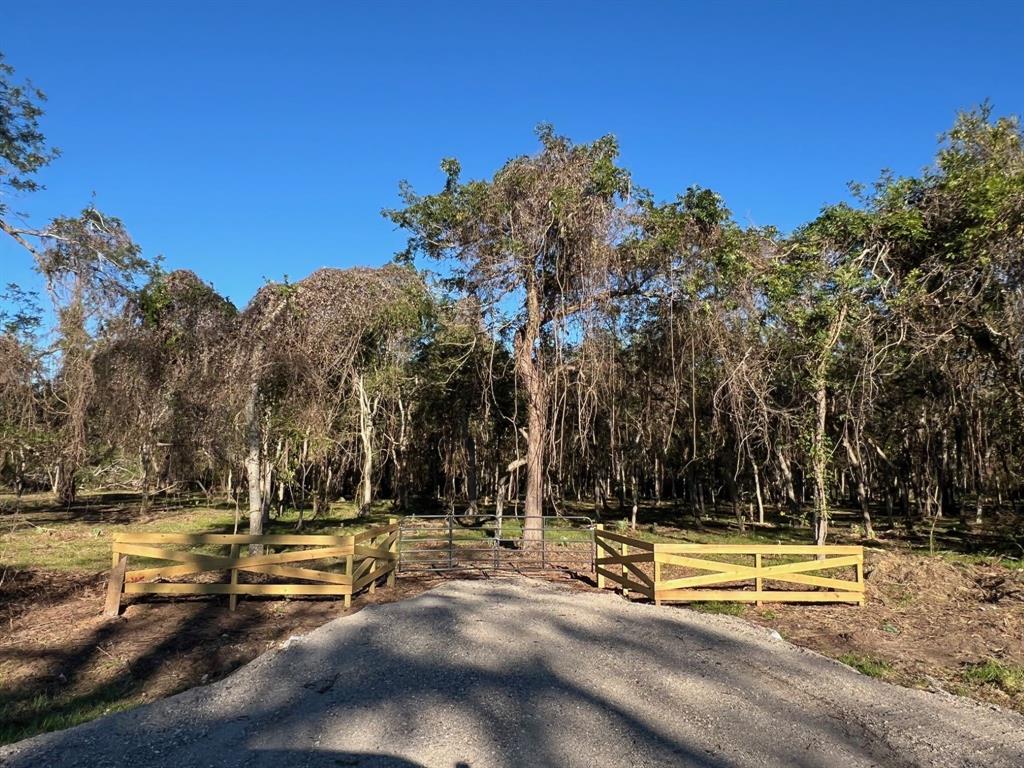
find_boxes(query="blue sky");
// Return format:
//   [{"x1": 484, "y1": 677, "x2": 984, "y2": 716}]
[{"x1": 2, "y1": 0, "x2": 1022, "y2": 308}]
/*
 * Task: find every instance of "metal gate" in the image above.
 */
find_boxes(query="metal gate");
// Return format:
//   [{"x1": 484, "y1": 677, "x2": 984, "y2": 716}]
[{"x1": 398, "y1": 514, "x2": 594, "y2": 575}]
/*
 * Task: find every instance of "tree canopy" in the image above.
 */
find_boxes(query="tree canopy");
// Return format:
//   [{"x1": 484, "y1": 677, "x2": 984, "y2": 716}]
[{"x1": 2, "y1": 77, "x2": 1022, "y2": 550}]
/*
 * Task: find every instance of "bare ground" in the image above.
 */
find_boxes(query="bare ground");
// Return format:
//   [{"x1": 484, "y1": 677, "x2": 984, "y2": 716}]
[
  {"x1": 745, "y1": 549, "x2": 1024, "y2": 710},
  {"x1": 0, "y1": 566, "x2": 444, "y2": 743}
]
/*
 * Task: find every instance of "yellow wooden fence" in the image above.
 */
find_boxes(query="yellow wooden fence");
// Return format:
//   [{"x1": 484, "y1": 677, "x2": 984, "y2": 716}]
[
  {"x1": 104, "y1": 520, "x2": 399, "y2": 616},
  {"x1": 595, "y1": 526, "x2": 864, "y2": 606}
]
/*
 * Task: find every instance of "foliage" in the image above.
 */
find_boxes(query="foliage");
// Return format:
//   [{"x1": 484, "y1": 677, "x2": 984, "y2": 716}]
[
  {"x1": 0, "y1": 52, "x2": 59, "y2": 205},
  {"x1": 0, "y1": 89, "x2": 1021, "y2": 554}
]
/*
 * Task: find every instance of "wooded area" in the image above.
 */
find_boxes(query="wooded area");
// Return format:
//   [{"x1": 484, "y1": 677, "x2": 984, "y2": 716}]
[{"x1": 2, "y1": 52, "x2": 1022, "y2": 551}]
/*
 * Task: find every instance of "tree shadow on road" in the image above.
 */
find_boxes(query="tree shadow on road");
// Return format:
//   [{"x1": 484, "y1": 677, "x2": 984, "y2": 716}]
[{"x1": 4, "y1": 577, "x2": 1021, "y2": 768}]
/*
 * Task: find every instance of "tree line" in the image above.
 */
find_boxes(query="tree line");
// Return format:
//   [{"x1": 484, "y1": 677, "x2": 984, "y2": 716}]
[{"x1": 2, "y1": 54, "x2": 1022, "y2": 545}]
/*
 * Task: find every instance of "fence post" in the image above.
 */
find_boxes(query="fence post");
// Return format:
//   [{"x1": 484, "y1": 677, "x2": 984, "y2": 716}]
[
  {"x1": 229, "y1": 544, "x2": 240, "y2": 611},
  {"x1": 621, "y1": 540, "x2": 630, "y2": 598},
  {"x1": 654, "y1": 548, "x2": 661, "y2": 606},
  {"x1": 447, "y1": 514, "x2": 454, "y2": 570},
  {"x1": 595, "y1": 525, "x2": 604, "y2": 588},
  {"x1": 368, "y1": 544, "x2": 377, "y2": 595},
  {"x1": 754, "y1": 553, "x2": 763, "y2": 607},
  {"x1": 541, "y1": 515, "x2": 546, "y2": 568},
  {"x1": 387, "y1": 517, "x2": 398, "y2": 587},
  {"x1": 103, "y1": 554, "x2": 127, "y2": 618},
  {"x1": 344, "y1": 552, "x2": 354, "y2": 609},
  {"x1": 856, "y1": 550, "x2": 865, "y2": 607}
]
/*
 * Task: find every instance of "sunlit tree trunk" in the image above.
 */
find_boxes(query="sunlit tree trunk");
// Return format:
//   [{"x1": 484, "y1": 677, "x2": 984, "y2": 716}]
[
  {"x1": 464, "y1": 411, "x2": 479, "y2": 516},
  {"x1": 843, "y1": 431, "x2": 875, "y2": 539},
  {"x1": 516, "y1": 274, "x2": 547, "y2": 546},
  {"x1": 244, "y1": 377, "x2": 265, "y2": 552},
  {"x1": 811, "y1": 378, "x2": 829, "y2": 546},
  {"x1": 357, "y1": 374, "x2": 375, "y2": 516}
]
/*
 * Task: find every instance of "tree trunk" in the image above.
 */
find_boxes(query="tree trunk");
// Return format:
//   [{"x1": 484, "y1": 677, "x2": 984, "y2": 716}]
[
  {"x1": 244, "y1": 378, "x2": 265, "y2": 553},
  {"x1": 394, "y1": 394, "x2": 409, "y2": 512},
  {"x1": 811, "y1": 304, "x2": 846, "y2": 547},
  {"x1": 842, "y1": 431, "x2": 875, "y2": 539},
  {"x1": 515, "y1": 275, "x2": 547, "y2": 547},
  {"x1": 776, "y1": 446, "x2": 800, "y2": 518},
  {"x1": 630, "y1": 469, "x2": 639, "y2": 530},
  {"x1": 752, "y1": 461, "x2": 765, "y2": 525},
  {"x1": 357, "y1": 374, "x2": 374, "y2": 516},
  {"x1": 53, "y1": 461, "x2": 77, "y2": 505},
  {"x1": 812, "y1": 379, "x2": 829, "y2": 546},
  {"x1": 495, "y1": 477, "x2": 506, "y2": 544},
  {"x1": 464, "y1": 413, "x2": 479, "y2": 516},
  {"x1": 140, "y1": 443, "x2": 153, "y2": 513}
]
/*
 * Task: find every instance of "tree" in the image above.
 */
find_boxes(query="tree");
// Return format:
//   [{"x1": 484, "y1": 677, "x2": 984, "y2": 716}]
[
  {"x1": 0, "y1": 283, "x2": 43, "y2": 498},
  {"x1": 233, "y1": 265, "x2": 429, "y2": 541},
  {"x1": 0, "y1": 52, "x2": 60, "y2": 257},
  {"x1": 93, "y1": 270, "x2": 237, "y2": 507},
  {"x1": 387, "y1": 125, "x2": 638, "y2": 544},
  {"x1": 36, "y1": 208, "x2": 154, "y2": 502}
]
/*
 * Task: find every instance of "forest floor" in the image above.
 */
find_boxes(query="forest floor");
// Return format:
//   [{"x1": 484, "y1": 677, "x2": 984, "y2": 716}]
[{"x1": 1, "y1": 490, "x2": 1022, "y2": 746}]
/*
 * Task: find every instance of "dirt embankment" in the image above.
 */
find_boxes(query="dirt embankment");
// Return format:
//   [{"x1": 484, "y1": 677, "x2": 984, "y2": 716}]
[
  {"x1": 0, "y1": 565, "x2": 444, "y2": 744},
  {"x1": 745, "y1": 550, "x2": 1024, "y2": 709}
]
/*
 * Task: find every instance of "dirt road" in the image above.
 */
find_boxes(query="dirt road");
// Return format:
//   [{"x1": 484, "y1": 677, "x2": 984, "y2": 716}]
[{"x1": 3, "y1": 577, "x2": 1022, "y2": 767}]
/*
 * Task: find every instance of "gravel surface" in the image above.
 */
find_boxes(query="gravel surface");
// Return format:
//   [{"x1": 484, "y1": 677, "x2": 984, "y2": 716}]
[{"x1": 3, "y1": 577, "x2": 1023, "y2": 767}]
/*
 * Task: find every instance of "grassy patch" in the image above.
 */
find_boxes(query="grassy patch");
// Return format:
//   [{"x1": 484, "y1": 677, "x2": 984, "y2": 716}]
[
  {"x1": 686, "y1": 601, "x2": 747, "y2": 616},
  {"x1": 962, "y1": 660, "x2": 1024, "y2": 694},
  {"x1": 0, "y1": 683, "x2": 143, "y2": 746},
  {"x1": 839, "y1": 653, "x2": 893, "y2": 679},
  {"x1": 0, "y1": 493, "x2": 398, "y2": 573}
]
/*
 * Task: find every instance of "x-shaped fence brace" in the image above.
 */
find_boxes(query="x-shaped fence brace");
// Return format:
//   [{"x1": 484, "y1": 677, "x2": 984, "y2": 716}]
[
  {"x1": 594, "y1": 527, "x2": 865, "y2": 606},
  {"x1": 104, "y1": 523, "x2": 399, "y2": 616}
]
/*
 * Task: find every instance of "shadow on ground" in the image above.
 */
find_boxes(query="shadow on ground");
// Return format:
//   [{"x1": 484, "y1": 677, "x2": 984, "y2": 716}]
[{"x1": 4, "y1": 577, "x2": 1022, "y2": 768}]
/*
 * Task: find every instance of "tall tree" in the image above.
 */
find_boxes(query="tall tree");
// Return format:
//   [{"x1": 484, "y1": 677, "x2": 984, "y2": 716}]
[
  {"x1": 234, "y1": 265, "x2": 429, "y2": 540},
  {"x1": 387, "y1": 125, "x2": 638, "y2": 543},
  {"x1": 36, "y1": 208, "x2": 154, "y2": 502},
  {"x1": 93, "y1": 270, "x2": 237, "y2": 507}
]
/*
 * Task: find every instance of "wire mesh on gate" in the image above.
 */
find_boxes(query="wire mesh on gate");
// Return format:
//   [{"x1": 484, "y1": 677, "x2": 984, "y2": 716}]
[{"x1": 397, "y1": 514, "x2": 595, "y2": 575}]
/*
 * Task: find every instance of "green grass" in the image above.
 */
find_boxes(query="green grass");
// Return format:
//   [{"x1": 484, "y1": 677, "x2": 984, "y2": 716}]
[
  {"x1": 936, "y1": 550, "x2": 1024, "y2": 570},
  {"x1": 0, "y1": 492, "x2": 397, "y2": 572},
  {"x1": 839, "y1": 653, "x2": 893, "y2": 679},
  {"x1": 962, "y1": 660, "x2": 1024, "y2": 694},
  {"x1": 0, "y1": 490, "x2": 602, "y2": 575},
  {"x1": 686, "y1": 601, "x2": 747, "y2": 616},
  {"x1": 0, "y1": 684, "x2": 144, "y2": 746}
]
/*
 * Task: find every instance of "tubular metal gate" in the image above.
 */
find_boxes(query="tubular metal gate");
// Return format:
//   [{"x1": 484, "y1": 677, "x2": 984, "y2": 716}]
[{"x1": 398, "y1": 514, "x2": 594, "y2": 575}]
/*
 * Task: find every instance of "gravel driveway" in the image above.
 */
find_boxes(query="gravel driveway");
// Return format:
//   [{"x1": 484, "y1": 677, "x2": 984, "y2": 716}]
[{"x1": 3, "y1": 577, "x2": 1023, "y2": 767}]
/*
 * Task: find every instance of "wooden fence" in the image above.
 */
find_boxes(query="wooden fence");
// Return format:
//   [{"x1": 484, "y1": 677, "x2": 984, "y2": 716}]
[
  {"x1": 594, "y1": 526, "x2": 655, "y2": 600},
  {"x1": 104, "y1": 521, "x2": 399, "y2": 616},
  {"x1": 594, "y1": 526, "x2": 864, "y2": 606}
]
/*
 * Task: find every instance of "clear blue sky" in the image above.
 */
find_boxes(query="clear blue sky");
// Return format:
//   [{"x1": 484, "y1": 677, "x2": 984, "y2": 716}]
[{"x1": 2, "y1": 0, "x2": 1022, "y2": 308}]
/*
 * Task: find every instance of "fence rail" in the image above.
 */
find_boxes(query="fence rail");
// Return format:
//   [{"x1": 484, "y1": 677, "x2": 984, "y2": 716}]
[
  {"x1": 104, "y1": 521, "x2": 399, "y2": 616},
  {"x1": 594, "y1": 526, "x2": 864, "y2": 606}
]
